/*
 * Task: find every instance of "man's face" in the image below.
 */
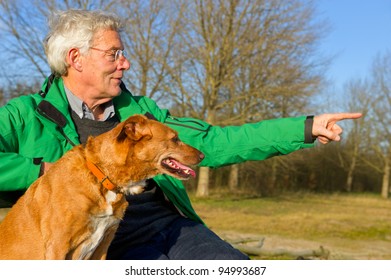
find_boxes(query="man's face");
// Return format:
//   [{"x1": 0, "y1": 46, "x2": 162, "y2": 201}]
[{"x1": 81, "y1": 29, "x2": 130, "y2": 101}]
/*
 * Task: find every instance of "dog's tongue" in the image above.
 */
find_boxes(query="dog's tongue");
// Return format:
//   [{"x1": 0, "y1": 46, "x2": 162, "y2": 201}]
[{"x1": 171, "y1": 159, "x2": 196, "y2": 178}]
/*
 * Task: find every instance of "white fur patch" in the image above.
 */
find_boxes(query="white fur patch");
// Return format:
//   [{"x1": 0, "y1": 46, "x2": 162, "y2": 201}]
[
  {"x1": 123, "y1": 180, "x2": 148, "y2": 195},
  {"x1": 78, "y1": 190, "x2": 119, "y2": 259}
]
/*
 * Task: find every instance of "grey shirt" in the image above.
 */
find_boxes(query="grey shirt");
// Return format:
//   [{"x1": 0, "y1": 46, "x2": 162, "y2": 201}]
[{"x1": 64, "y1": 86, "x2": 115, "y2": 121}]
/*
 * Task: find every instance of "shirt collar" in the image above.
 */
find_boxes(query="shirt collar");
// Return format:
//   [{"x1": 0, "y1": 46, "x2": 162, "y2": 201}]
[{"x1": 64, "y1": 86, "x2": 115, "y2": 121}]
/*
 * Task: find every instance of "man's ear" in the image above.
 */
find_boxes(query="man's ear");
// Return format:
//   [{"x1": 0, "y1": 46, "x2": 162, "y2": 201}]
[{"x1": 67, "y1": 48, "x2": 83, "y2": 71}]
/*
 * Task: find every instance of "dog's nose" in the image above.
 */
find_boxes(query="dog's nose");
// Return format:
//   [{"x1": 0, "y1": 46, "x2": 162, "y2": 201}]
[{"x1": 199, "y1": 152, "x2": 205, "y2": 161}]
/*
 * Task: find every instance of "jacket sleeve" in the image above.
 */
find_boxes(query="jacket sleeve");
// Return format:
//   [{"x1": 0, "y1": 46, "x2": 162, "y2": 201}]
[
  {"x1": 164, "y1": 115, "x2": 314, "y2": 168},
  {"x1": 0, "y1": 153, "x2": 41, "y2": 192},
  {"x1": 0, "y1": 100, "x2": 41, "y2": 192},
  {"x1": 132, "y1": 95, "x2": 315, "y2": 168}
]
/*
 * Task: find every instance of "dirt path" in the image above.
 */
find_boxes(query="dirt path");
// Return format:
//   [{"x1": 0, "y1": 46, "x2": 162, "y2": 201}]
[{"x1": 217, "y1": 230, "x2": 391, "y2": 260}]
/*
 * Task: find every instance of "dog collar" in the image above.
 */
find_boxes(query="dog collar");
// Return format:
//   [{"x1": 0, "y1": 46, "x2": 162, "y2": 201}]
[{"x1": 86, "y1": 161, "x2": 116, "y2": 191}]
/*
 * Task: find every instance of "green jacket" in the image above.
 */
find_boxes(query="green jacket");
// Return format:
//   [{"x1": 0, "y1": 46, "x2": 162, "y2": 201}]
[{"x1": 0, "y1": 76, "x2": 313, "y2": 223}]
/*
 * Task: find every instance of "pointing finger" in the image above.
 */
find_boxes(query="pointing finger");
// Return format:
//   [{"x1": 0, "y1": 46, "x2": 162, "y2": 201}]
[{"x1": 329, "y1": 112, "x2": 362, "y2": 122}]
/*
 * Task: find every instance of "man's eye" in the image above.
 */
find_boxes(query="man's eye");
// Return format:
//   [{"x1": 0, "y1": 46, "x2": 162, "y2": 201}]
[{"x1": 103, "y1": 50, "x2": 116, "y2": 61}]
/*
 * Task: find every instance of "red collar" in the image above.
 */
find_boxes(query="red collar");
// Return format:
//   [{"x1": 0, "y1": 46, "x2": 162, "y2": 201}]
[{"x1": 86, "y1": 161, "x2": 116, "y2": 191}]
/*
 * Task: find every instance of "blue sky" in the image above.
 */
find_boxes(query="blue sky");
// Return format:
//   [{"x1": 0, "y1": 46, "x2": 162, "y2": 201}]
[{"x1": 317, "y1": 0, "x2": 391, "y2": 89}]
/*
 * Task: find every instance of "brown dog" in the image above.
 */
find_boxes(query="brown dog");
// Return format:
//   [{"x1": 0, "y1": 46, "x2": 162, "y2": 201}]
[{"x1": 0, "y1": 114, "x2": 204, "y2": 259}]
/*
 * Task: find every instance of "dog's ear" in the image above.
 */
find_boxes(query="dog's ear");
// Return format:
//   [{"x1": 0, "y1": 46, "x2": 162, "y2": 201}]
[{"x1": 117, "y1": 115, "x2": 152, "y2": 142}]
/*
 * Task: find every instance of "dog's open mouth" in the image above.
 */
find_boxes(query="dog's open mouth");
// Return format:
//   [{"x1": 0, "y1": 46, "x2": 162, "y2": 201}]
[{"x1": 161, "y1": 158, "x2": 196, "y2": 179}]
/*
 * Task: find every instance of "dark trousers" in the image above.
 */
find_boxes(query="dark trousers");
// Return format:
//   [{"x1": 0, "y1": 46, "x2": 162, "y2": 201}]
[{"x1": 107, "y1": 217, "x2": 249, "y2": 260}]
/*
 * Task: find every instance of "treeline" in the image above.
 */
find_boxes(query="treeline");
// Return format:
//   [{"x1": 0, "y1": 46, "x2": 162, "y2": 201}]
[
  {"x1": 0, "y1": 0, "x2": 389, "y2": 198},
  {"x1": 197, "y1": 144, "x2": 383, "y2": 197}
]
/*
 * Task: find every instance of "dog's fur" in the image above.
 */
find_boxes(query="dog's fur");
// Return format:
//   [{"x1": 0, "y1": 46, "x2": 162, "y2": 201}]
[{"x1": 0, "y1": 114, "x2": 203, "y2": 260}]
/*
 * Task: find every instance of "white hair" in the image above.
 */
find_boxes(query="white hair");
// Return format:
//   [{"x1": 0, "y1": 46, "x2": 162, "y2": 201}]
[{"x1": 44, "y1": 9, "x2": 122, "y2": 76}]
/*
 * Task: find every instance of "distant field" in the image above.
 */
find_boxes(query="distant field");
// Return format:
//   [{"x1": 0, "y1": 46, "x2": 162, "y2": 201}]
[{"x1": 191, "y1": 192, "x2": 391, "y2": 260}]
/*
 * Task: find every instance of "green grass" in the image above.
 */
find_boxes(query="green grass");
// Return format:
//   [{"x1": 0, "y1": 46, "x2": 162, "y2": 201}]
[{"x1": 191, "y1": 192, "x2": 391, "y2": 259}]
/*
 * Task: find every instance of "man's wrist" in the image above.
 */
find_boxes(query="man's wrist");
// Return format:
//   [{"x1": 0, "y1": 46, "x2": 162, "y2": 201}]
[{"x1": 304, "y1": 115, "x2": 316, "y2": 143}]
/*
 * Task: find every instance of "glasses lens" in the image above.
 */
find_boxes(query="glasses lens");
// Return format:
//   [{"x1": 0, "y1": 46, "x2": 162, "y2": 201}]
[{"x1": 115, "y1": 50, "x2": 125, "y2": 61}]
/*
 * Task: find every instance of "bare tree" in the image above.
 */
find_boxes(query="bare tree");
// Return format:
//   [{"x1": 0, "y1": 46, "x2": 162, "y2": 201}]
[
  {"x1": 367, "y1": 52, "x2": 391, "y2": 198},
  {"x1": 340, "y1": 79, "x2": 371, "y2": 192},
  {"x1": 117, "y1": 0, "x2": 185, "y2": 104},
  {"x1": 164, "y1": 0, "x2": 327, "y2": 196},
  {"x1": 0, "y1": 0, "x2": 48, "y2": 82}
]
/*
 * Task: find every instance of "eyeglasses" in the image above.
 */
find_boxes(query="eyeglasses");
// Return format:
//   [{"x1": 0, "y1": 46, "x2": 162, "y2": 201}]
[{"x1": 90, "y1": 47, "x2": 126, "y2": 62}]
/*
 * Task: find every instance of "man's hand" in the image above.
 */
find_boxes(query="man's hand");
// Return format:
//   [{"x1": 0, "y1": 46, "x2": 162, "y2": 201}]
[{"x1": 312, "y1": 112, "x2": 362, "y2": 144}]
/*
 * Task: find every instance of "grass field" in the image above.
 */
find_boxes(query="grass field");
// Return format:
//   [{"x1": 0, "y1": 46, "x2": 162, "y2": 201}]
[{"x1": 191, "y1": 192, "x2": 391, "y2": 260}]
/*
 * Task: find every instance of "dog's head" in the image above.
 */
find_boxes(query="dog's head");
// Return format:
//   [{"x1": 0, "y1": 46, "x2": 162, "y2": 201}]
[{"x1": 86, "y1": 114, "x2": 204, "y2": 188}]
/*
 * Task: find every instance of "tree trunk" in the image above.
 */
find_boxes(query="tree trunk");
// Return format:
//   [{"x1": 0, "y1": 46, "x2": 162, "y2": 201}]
[
  {"x1": 196, "y1": 111, "x2": 215, "y2": 198},
  {"x1": 267, "y1": 159, "x2": 278, "y2": 195},
  {"x1": 228, "y1": 164, "x2": 239, "y2": 192},
  {"x1": 346, "y1": 148, "x2": 357, "y2": 192},
  {"x1": 381, "y1": 156, "x2": 390, "y2": 199},
  {"x1": 196, "y1": 166, "x2": 210, "y2": 197}
]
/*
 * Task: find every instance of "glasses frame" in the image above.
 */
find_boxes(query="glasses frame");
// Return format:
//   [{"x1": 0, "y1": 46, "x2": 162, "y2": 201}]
[{"x1": 90, "y1": 47, "x2": 126, "y2": 62}]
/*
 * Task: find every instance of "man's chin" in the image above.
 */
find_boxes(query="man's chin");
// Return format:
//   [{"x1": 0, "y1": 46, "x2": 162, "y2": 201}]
[{"x1": 110, "y1": 84, "x2": 123, "y2": 96}]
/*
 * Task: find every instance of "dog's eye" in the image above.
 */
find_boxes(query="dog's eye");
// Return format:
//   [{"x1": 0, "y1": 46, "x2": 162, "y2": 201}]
[{"x1": 172, "y1": 136, "x2": 180, "y2": 143}]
